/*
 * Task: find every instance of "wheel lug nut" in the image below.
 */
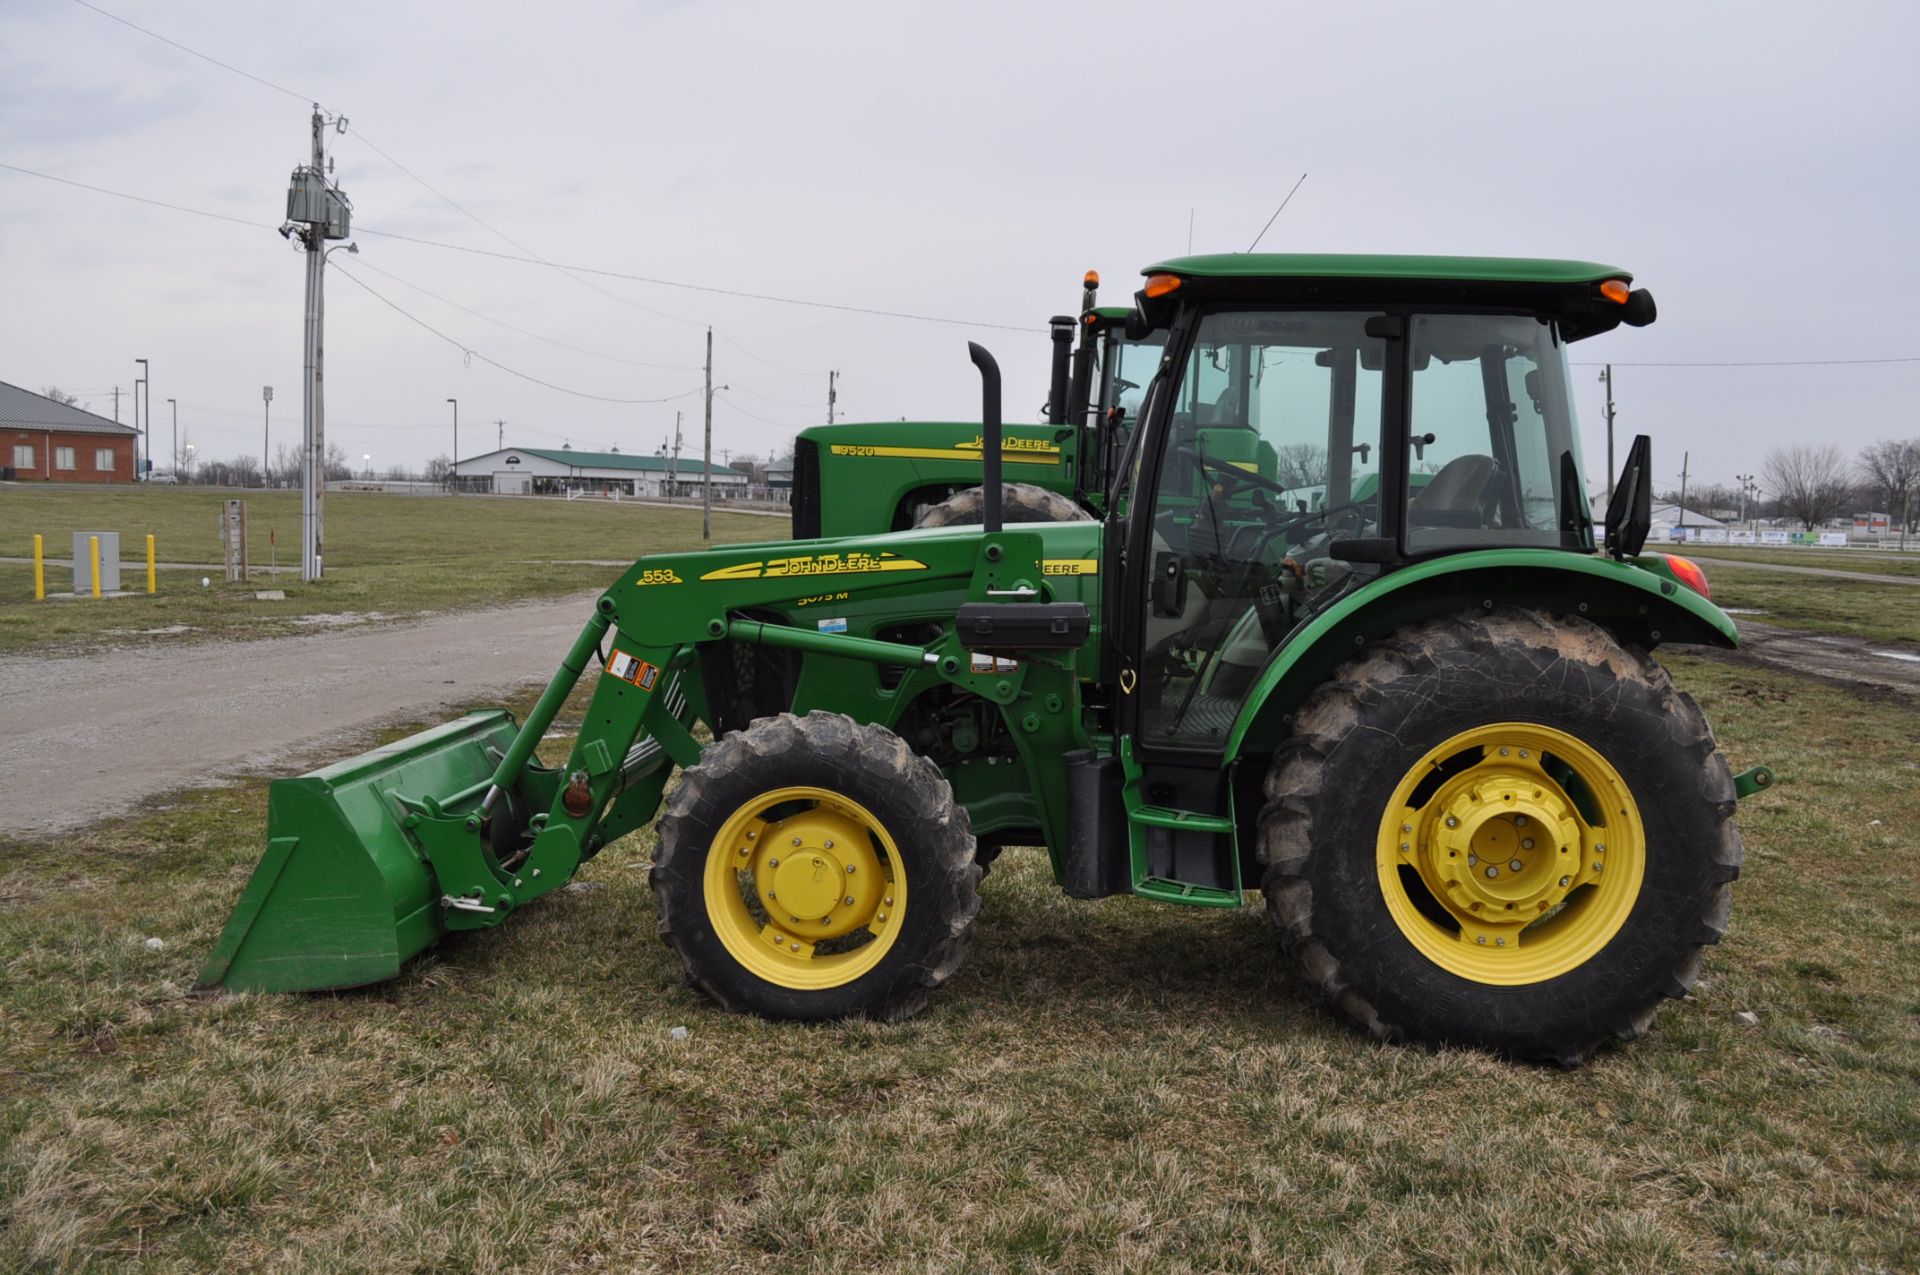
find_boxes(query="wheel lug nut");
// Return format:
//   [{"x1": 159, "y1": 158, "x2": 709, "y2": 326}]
[
  {"x1": 1559, "y1": 875, "x2": 1571, "y2": 887},
  {"x1": 791, "y1": 837, "x2": 802, "y2": 847},
  {"x1": 1595, "y1": 843, "x2": 1606, "y2": 853},
  {"x1": 825, "y1": 839, "x2": 834, "y2": 849},
  {"x1": 845, "y1": 896, "x2": 856, "y2": 906},
  {"x1": 1499, "y1": 747, "x2": 1509, "y2": 756},
  {"x1": 1521, "y1": 838, "x2": 1534, "y2": 850},
  {"x1": 768, "y1": 858, "x2": 779, "y2": 868},
  {"x1": 746, "y1": 831, "x2": 757, "y2": 840},
  {"x1": 1402, "y1": 823, "x2": 1413, "y2": 834},
  {"x1": 789, "y1": 943, "x2": 800, "y2": 952},
  {"x1": 846, "y1": 864, "x2": 856, "y2": 874},
  {"x1": 1468, "y1": 854, "x2": 1478, "y2": 866},
  {"x1": 1496, "y1": 937, "x2": 1506, "y2": 947},
  {"x1": 1485, "y1": 866, "x2": 1499, "y2": 879},
  {"x1": 1446, "y1": 816, "x2": 1459, "y2": 829},
  {"x1": 1508, "y1": 859, "x2": 1523, "y2": 873},
  {"x1": 1477, "y1": 936, "x2": 1487, "y2": 945},
  {"x1": 1515, "y1": 815, "x2": 1528, "y2": 827}
]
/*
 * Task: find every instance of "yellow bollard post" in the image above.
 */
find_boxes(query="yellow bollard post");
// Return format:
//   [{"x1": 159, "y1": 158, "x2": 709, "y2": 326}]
[
  {"x1": 147, "y1": 534, "x2": 157, "y2": 594},
  {"x1": 89, "y1": 535, "x2": 101, "y2": 599},
  {"x1": 33, "y1": 533, "x2": 45, "y2": 600}
]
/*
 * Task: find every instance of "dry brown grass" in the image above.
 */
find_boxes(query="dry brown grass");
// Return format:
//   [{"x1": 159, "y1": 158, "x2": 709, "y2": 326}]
[{"x1": 2, "y1": 655, "x2": 1916, "y2": 1272}]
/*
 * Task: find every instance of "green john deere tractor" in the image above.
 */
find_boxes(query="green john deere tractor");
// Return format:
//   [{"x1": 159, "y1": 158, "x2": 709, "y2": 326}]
[
  {"x1": 199, "y1": 254, "x2": 1772, "y2": 1064},
  {"x1": 793, "y1": 271, "x2": 1156, "y2": 536}
]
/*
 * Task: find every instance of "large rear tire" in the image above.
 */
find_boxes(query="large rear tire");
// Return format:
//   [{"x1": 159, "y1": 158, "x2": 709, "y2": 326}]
[
  {"x1": 912, "y1": 482, "x2": 1091, "y2": 528},
  {"x1": 652, "y1": 712, "x2": 979, "y2": 1021},
  {"x1": 1259, "y1": 607, "x2": 1741, "y2": 1064}
]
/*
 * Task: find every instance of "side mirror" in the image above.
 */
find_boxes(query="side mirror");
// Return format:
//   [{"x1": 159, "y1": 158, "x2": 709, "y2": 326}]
[
  {"x1": 1623, "y1": 289, "x2": 1657, "y2": 328},
  {"x1": 1603, "y1": 434, "x2": 1653, "y2": 559}
]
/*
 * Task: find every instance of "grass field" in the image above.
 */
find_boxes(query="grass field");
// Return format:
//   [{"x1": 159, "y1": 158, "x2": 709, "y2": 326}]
[
  {"x1": 1700, "y1": 567, "x2": 1920, "y2": 645},
  {"x1": 1685, "y1": 546, "x2": 1920, "y2": 578},
  {"x1": 2, "y1": 653, "x2": 1915, "y2": 1272},
  {"x1": 0, "y1": 486, "x2": 775, "y2": 655}
]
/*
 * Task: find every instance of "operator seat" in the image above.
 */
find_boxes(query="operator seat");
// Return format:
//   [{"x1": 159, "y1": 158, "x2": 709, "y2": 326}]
[{"x1": 1412, "y1": 453, "x2": 1496, "y2": 514}]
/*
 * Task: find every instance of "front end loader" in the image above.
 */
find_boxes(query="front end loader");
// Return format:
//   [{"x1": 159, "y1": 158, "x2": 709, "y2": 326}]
[{"x1": 201, "y1": 255, "x2": 1772, "y2": 1064}]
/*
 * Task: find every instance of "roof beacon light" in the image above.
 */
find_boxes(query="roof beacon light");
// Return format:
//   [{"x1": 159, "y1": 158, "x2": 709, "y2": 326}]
[
  {"x1": 1599, "y1": 279, "x2": 1631, "y2": 305},
  {"x1": 1084, "y1": 270, "x2": 1100, "y2": 288},
  {"x1": 1143, "y1": 273, "x2": 1183, "y2": 299}
]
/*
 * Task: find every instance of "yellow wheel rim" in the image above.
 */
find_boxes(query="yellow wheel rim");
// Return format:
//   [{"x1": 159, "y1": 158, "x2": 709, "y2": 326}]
[
  {"x1": 1375, "y1": 722, "x2": 1645, "y2": 985},
  {"x1": 702, "y1": 785, "x2": 906, "y2": 991}
]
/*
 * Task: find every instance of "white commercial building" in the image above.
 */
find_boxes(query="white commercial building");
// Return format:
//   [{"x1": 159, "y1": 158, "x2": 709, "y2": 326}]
[{"x1": 451, "y1": 446, "x2": 751, "y2": 498}]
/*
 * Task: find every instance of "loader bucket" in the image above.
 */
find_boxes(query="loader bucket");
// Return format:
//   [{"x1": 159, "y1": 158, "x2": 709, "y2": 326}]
[{"x1": 196, "y1": 710, "x2": 521, "y2": 994}]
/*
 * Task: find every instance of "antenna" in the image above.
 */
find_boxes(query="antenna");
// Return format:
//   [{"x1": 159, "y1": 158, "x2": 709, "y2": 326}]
[{"x1": 1247, "y1": 173, "x2": 1308, "y2": 252}]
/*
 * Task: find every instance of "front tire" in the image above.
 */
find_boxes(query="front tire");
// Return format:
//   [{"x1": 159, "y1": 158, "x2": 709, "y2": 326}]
[
  {"x1": 652, "y1": 712, "x2": 980, "y2": 1021},
  {"x1": 1259, "y1": 608, "x2": 1741, "y2": 1064}
]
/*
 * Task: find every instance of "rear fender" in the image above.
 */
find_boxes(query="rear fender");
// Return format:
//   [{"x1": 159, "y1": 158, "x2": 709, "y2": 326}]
[{"x1": 1226, "y1": 550, "x2": 1736, "y2": 757}]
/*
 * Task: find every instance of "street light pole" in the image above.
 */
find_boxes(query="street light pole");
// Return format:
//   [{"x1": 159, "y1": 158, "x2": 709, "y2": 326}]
[
  {"x1": 134, "y1": 358, "x2": 149, "y2": 478},
  {"x1": 167, "y1": 398, "x2": 177, "y2": 476},
  {"x1": 262, "y1": 386, "x2": 273, "y2": 488},
  {"x1": 446, "y1": 397, "x2": 458, "y2": 492},
  {"x1": 1598, "y1": 364, "x2": 1616, "y2": 502}
]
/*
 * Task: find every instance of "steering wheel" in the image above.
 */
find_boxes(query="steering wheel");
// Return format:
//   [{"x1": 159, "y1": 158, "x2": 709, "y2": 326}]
[{"x1": 1175, "y1": 446, "x2": 1293, "y2": 498}]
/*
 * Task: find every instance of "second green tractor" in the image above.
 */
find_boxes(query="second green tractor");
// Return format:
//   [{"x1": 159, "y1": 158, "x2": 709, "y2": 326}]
[{"x1": 200, "y1": 254, "x2": 1769, "y2": 1064}]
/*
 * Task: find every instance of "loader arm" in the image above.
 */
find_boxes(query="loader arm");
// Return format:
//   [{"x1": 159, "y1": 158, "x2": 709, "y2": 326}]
[{"x1": 199, "y1": 524, "x2": 1092, "y2": 994}]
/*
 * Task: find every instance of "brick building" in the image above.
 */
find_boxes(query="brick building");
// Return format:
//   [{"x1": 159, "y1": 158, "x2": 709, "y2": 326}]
[{"x1": 0, "y1": 380, "x2": 140, "y2": 483}]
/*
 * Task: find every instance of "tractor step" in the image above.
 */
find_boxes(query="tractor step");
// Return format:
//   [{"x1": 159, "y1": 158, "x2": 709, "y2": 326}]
[{"x1": 1128, "y1": 804, "x2": 1235, "y2": 834}]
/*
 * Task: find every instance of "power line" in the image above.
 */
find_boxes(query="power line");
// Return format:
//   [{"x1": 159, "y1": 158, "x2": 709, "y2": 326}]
[
  {"x1": 355, "y1": 226, "x2": 1037, "y2": 331},
  {"x1": 349, "y1": 258, "x2": 700, "y2": 372},
  {"x1": 0, "y1": 160, "x2": 269, "y2": 230},
  {"x1": 1573, "y1": 356, "x2": 1920, "y2": 368},
  {"x1": 68, "y1": 0, "x2": 313, "y2": 105},
  {"x1": 328, "y1": 261, "x2": 704, "y2": 406},
  {"x1": 718, "y1": 331, "x2": 821, "y2": 378},
  {"x1": 718, "y1": 395, "x2": 814, "y2": 429}
]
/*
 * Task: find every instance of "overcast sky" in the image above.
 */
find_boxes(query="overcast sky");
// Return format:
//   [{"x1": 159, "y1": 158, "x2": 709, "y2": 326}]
[{"x1": 3, "y1": 0, "x2": 1916, "y2": 493}]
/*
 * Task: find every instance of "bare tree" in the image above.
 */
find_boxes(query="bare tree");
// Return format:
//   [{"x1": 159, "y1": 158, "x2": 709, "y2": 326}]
[
  {"x1": 271, "y1": 442, "x2": 302, "y2": 488},
  {"x1": 1273, "y1": 443, "x2": 1329, "y2": 491},
  {"x1": 323, "y1": 442, "x2": 351, "y2": 482},
  {"x1": 38, "y1": 385, "x2": 80, "y2": 407},
  {"x1": 228, "y1": 453, "x2": 262, "y2": 488},
  {"x1": 1858, "y1": 438, "x2": 1920, "y2": 548},
  {"x1": 1763, "y1": 444, "x2": 1853, "y2": 531},
  {"x1": 424, "y1": 454, "x2": 452, "y2": 485}
]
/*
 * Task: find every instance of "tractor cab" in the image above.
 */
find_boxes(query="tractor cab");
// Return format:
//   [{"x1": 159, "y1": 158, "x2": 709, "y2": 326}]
[{"x1": 1113, "y1": 255, "x2": 1651, "y2": 752}]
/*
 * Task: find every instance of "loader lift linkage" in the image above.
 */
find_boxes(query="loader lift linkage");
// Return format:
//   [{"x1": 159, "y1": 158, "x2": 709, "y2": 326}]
[{"x1": 202, "y1": 254, "x2": 1772, "y2": 1065}]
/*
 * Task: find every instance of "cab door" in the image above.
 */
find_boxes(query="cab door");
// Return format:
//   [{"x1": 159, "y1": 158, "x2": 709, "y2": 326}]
[{"x1": 1111, "y1": 309, "x2": 1391, "y2": 899}]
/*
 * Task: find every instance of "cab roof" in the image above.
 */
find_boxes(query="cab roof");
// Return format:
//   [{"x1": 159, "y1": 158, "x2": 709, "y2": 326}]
[{"x1": 1144, "y1": 254, "x2": 1629, "y2": 287}]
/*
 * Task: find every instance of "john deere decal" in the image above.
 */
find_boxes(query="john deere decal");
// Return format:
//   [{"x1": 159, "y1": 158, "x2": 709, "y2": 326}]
[{"x1": 701, "y1": 551, "x2": 930, "y2": 582}]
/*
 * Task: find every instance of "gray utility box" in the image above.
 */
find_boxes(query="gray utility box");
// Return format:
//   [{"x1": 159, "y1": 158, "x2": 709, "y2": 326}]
[{"x1": 72, "y1": 531, "x2": 121, "y2": 593}]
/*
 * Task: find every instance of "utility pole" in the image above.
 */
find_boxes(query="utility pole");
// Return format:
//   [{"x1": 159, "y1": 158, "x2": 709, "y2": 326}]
[
  {"x1": 167, "y1": 398, "x2": 177, "y2": 475},
  {"x1": 827, "y1": 369, "x2": 837, "y2": 425},
  {"x1": 445, "y1": 397, "x2": 458, "y2": 491},
  {"x1": 1599, "y1": 364, "x2": 1616, "y2": 502},
  {"x1": 112, "y1": 385, "x2": 121, "y2": 424},
  {"x1": 703, "y1": 327, "x2": 714, "y2": 539},
  {"x1": 1735, "y1": 471, "x2": 1754, "y2": 534},
  {"x1": 496, "y1": 419, "x2": 505, "y2": 450},
  {"x1": 670, "y1": 410, "x2": 682, "y2": 502},
  {"x1": 288, "y1": 104, "x2": 351, "y2": 581},
  {"x1": 1678, "y1": 450, "x2": 1691, "y2": 538},
  {"x1": 263, "y1": 386, "x2": 273, "y2": 487}
]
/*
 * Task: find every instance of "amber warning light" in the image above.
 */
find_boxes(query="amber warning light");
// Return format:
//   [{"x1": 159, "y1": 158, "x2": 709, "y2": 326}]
[
  {"x1": 1666, "y1": 554, "x2": 1712, "y2": 600},
  {"x1": 1599, "y1": 279, "x2": 1631, "y2": 304},
  {"x1": 1143, "y1": 274, "x2": 1183, "y2": 299}
]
